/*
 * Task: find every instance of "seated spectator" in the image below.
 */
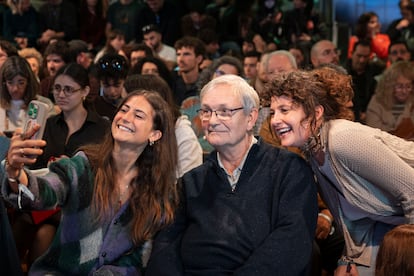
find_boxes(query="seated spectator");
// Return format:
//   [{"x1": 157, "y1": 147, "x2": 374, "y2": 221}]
[
  {"x1": 3, "y1": 0, "x2": 39, "y2": 49},
  {"x1": 106, "y1": 0, "x2": 141, "y2": 44},
  {"x1": 181, "y1": 55, "x2": 244, "y2": 153},
  {"x1": 180, "y1": 3, "x2": 216, "y2": 37},
  {"x1": 388, "y1": 39, "x2": 412, "y2": 65},
  {"x1": 142, "y1": 24, "x2": 176, "y2": 71},
  {"x1": 128, "y1": 43, "x2": 153, "y2": 68},
  {"x1": 135, "y1": 0, "x2": 180, "y2": 47},
  {"x1": 198, "y1": 28, "x2": 220, "y2": 69},
  {"x1": 376, "y1": 224, "x2": 414, "y2": 276},
  {"x1": 18, "y1": 47, "x2": 43, "y2": 82},
  {"x1": 348, "y1": 12, "x2": 390, "y2": 62},
  {"x1": 146, "y1": 74, "x2": 318, "y2": 275},
  {"x1": 0, "y1": 56, "x2": 55, "y2": 137},
  {"x1": 289, "y1": 44, "x2": 310, "y2": 69},
  {"x1": 38, "y1": 0, "x2": 78, "y2": 47},
  {"x1": 310, "y1": 40, "x2": 340, "y2": 68},
  {"x1": 366, "y1": 61, "x2": 414, "y2": 140},
  {"x1": 284, "y1": 0, "x2": 327, "y2": 50},
  {"x1": 124, "y1": 74, "x2": 202, "y2": 177},
  {"x1": 40, "y1": 40, "x2": 72, "y2": 102},
  {"x1": 0, "y1": 40, "x2": 18, "y2": 69},
  {"x1": 94, "y1": 54, "x2": 129, "y2": 120},
  {"x1": 13, "y1": 63, "x2": 110, "y2": 270},
  {"x1": 344, "y1": 40, "x2": 385, "y2": 122},
  {"x1": 79, "y1": 0, "x2": 107, "y2": 50},
  {"x1": 243, "y1": 50, "x2": 261, "y2": 84},
  {"x1": 94, "y1": 29, "x2": 126, "y2": 64},
  {"x1": 130, "y1": 56, "x2": 173, "y2": 88},
  {"x1": 386, "y1": 0, "x2": 412, "y2": 42},
  {"x1": 2, "y1": 90, "x2": 179, "y2": 275},
  {"x1": 172, "y1": 36, "x2": 205, "y2": 106}
]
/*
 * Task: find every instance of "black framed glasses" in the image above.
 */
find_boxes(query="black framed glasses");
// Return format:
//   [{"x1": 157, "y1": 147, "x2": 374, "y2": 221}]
[
  {"x1": 197, "y1": 107, "x2": 244, "y2": 121},
  {"x1": 52, "y1": 84, "x2": 82, "y2": 97}
]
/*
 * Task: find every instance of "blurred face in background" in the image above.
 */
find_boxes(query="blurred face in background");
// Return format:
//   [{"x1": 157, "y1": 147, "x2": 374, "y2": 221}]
[
  {"x1": 143, "y1": 31, "x2": 162, "y2": 52},
  {"x1": 243, "y1": 56, "x2": 259, "y2": 80},
  {"x1": 25, "y1": 57, "x2": 40, "y2": 77},
  {"x1": 141, "y1": 62, "x2": 159, "y2": 76},
  {"x1": 394, "y1": 76, "x2": 413, "y2": 103},
  {"x1": 351, "y1": 44, "x2": 370, "y2": 73},
  {"x1": 389, "y1": 43, "x2": 411, "y2": 64},
  {"x1": 6, "y1": 75, "x2": 27, "y2": 100},
  {"x1": 46, "y1": 54, "x2": 65, "y2": 77}
]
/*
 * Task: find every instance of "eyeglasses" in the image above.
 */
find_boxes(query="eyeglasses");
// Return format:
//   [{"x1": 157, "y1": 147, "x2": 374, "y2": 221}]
[
  {"x1": 53, "y1": 84, "x2": 82, "y2": 97},
  {"x1": 99, "y1": 58, "x2": 126, "y2": 72},
  {"x1": 142, "y1": 24, "x2": 158, "y2": 34},
  {"x1": 197, "y1": 107, "x2": 244, "y2": 121},
  {"x1": 395, "y1": 83, "x2": 413, "y2": 91}
]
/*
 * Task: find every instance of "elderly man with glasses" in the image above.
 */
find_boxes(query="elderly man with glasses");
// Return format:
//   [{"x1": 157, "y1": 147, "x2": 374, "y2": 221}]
[{"x1": 146, "y1": 75, "x2": 318, "y2": 275}]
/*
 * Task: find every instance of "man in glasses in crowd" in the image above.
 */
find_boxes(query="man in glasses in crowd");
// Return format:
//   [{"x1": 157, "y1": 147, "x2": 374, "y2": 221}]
[
  {"x1": 146, "y1": 75, "x2": 318, "y2": 275},
  {"x1": 94, "y1": 53, "x2": 128, "y2": 121}
]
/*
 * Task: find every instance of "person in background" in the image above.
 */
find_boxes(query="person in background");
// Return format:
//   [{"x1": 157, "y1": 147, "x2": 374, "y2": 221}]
[
  {"x1": 387, "y1": 39, "x2": 412, "y2": 65},
  {"x1": 135, "y1": 0, "x2": 180, "y2": 47},
  {"x1": 266, "y1": 67, "x2": 414, "y2": 275},
  {"x1": 289, "y1": 44, "x2": 309, "y2": 69},
  {"x1": 106, "y1": 0, "x2": 141, "y2": 44},
  {"x1": 18, "y1": 47, "x2": 43, "y2": 82},
  {"x1": 344, "y1": 40, "x2": 385, "y2": 122},
  {"x1": 146, "y1": 74, "x2": 318, "y2": 275},
  {"x1": 310, "y1": 39, "x2": 340, "y2": 68},
  {"x1": 366, "y1": 61, "x2": 414, "y2": 140},
  {"x1": 172, "y1": 36, "x2": 205, "y2": 106},
  {"x1": 37, "y1": 0, "x2": 78, "y2": 47},
  {"x1": 0, "y1": 56, "x2": 55, "y2": 136},
  {"x1": 387, "y1": 0, "x2": 413, "y2": 42},
  {"x1": 1, "y1": 90, "x2": 179, "y2": 275},
  {"x1": 348, "y1": 12, "x2": 390, "y2": 62},
  {"x1": 130, "y1": 56, "x2": 173, "y2": 89},
  {"x1": 79, "y1": 0, "x2": 107, "y2": 51},
  {"x1": 94, "y1": 29, "x2": 126, "y2": 64},
  {"x1": 243, "y1": 50, "x2": 261, "y2": 85},
  {"x1": 375, "y1": 224, "x2": 414, "y2": 276},
  {"x1": 94, "y1": 53, "x2": 129, "y2": 120},
  {"x1": 142, "y1": 24, "x2": 177, "y2": 71},
  {"x1": 198, "y1": 28, "x2": 220, "y2": 69},
  {"x1": 3, "y1": 0, "x2": 39, "y2": 49},
  {"x1": 40, "y1": 40, "x2": 72, "y2": 102},
  {"x1": 128, "y1": 43, "x2": 153, "y2": 68},
  {"x1": 0, "y1": 40, "x2": 18, "y2": 69},
  {"x1": 124, "y1": 74, "x2": 202, "y2": 177}
]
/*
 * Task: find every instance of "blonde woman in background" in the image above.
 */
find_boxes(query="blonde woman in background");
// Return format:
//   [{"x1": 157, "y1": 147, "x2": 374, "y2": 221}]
[
  {"x1": 18, "y1": 47, "x2": 43, "y2": 82},
  {"x1": 366, "y1": 61, "x2": 414, "y2": 140}
]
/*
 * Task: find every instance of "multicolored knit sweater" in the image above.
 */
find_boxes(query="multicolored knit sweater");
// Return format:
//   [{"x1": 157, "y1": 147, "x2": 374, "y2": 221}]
[{"x1": 1, "y1": 151, "x2": 147, "y2": 275}]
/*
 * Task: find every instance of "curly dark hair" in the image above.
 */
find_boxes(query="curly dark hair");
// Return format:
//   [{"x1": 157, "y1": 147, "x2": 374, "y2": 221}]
[{"x1": 263, "y1": 66, "x2": 354, "y2": 134}]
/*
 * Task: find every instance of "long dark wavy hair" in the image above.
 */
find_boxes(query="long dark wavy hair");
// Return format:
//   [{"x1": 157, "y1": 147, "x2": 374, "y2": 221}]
[{"x1": 83, "y1": 90, "x2": 178, "y2": 244}]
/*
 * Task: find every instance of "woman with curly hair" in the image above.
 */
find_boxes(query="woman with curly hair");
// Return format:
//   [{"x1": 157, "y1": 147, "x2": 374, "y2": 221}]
[
  {"x1": 366, "y1": 61, "x2": 414, "y2": 140},
  {"x1": 1, "y1": 90, "x2": 179, "y2": 275},
  {"x1": 348, "y1": 12, "x2": 390, "y2": 61},
  {"x1": 265, "y1": 66, "x2": 414, "y2": 276}
]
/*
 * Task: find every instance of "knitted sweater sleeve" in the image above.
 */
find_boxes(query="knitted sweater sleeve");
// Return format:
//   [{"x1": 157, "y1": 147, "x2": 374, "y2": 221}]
[{"x1": 328, "y1": 121, "x2": 414, "y2": 223}]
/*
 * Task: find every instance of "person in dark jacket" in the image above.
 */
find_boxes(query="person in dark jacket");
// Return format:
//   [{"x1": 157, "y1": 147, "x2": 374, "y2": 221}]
[{"x1": 146, "y1": 74, "x2": 318, "y2": 275}]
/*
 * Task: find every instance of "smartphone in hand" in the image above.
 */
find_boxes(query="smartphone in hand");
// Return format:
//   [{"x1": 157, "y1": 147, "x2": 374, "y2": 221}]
[{"x1": 22, "y1": 100, "x2": 48, "y2": 140}]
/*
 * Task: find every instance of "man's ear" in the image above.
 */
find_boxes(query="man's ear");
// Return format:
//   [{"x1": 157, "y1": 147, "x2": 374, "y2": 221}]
[
  {"x1": 247, "y1": 108, "x2": 259, "y2": 131},
  {"x1": 196, "y1": 55, "x2": 203, "y2": 66}
]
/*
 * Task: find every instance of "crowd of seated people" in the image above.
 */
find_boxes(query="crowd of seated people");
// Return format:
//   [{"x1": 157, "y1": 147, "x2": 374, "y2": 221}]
[{"x1": 0, "y1": 0, "x2": 413, "y2": 275}]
